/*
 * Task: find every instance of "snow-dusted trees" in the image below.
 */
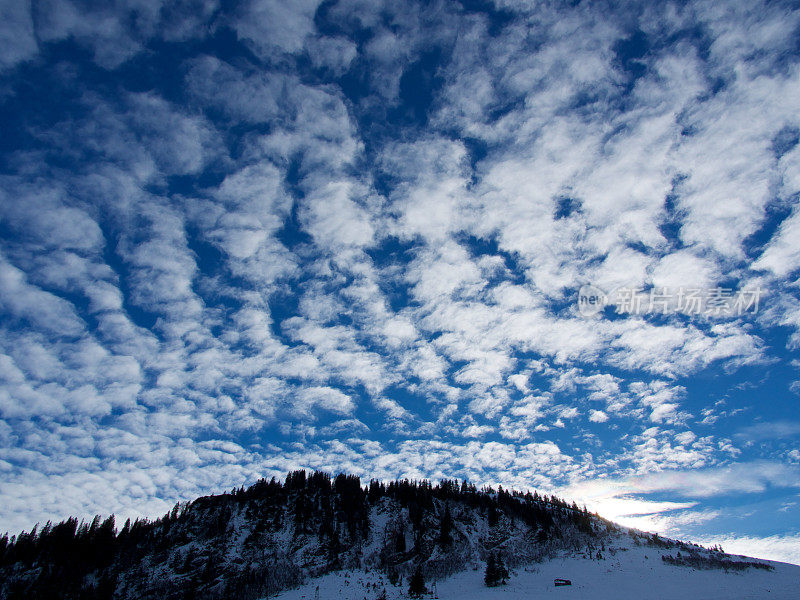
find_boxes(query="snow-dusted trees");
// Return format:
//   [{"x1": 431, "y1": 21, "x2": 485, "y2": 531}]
[
  {"x1": 0, "y1": 470, "x2": 603, "y2": 600},
  {"x1": 484, "y1": 552, "x2": 509, "y2": 587}
]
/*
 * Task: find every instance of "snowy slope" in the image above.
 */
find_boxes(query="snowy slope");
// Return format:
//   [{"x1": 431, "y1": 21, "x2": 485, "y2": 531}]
[{"x1": 269, "y1": 539, "x2": 800, "y2": 600}]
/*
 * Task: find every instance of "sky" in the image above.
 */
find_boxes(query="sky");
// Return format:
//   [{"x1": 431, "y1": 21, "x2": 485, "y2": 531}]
[{"x1": 1, "y1": 0, "x2": 800, "y2": 565}]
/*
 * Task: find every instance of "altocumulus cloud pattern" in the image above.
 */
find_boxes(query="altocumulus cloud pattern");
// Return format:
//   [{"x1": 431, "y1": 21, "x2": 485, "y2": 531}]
[{"x1": 1, "y1": 0, "x2": 800, "y2": 563}]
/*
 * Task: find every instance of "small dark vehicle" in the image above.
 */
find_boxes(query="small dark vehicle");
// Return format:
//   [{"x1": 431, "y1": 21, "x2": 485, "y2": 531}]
[{"x1": 554, "y1": 578, "x2": 572, "y2": 586}]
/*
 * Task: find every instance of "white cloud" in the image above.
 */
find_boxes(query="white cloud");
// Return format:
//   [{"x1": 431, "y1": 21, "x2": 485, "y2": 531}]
[
  {"x1": 297, "y1": 386, "x2": 355, "y2": 416},
  {"x1": 651, "y1": 250, "x2": 721, "y2": 291},
  {"x1": 301, "y1": 181, "x2": 376, "y2": 250},
  {"x1": 626, "y1": 461, "x2": 800, "y2": 497},
  {"x1": 305, "y1": 36, "x2": 358, "y2": 75},
  {"x1": 0, "y1": 254, "x2": 86, "y2": 337},
  {"x1": 0, "y1": 1, "x2": 37, "y2": 70},
  {"x1": 698, "y1": 534, "x2": 800, "y2": 566},
  {"x1": 187, "y1": 56, "x2": 286, "y2": 124},
  {"x1": 754, "y1": 204, "x2": 800, "y2": 278},
  {"x1": 234, "y1": 0, "x2": 323, "y2": 56}
]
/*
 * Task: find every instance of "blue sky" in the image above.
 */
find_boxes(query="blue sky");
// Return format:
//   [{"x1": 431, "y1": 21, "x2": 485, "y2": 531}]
[{"x1": 1, "y1": 0, "x2": 800, "y2": 563}]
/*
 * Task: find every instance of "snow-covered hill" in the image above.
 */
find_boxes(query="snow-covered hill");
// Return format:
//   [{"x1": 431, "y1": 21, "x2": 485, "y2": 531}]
[
  {"x1": 272, "y1": 538, "x2": 800, "y2": 600},
  {"x1": 0, "y1": 471, "x2": 794, "y2": 599}
]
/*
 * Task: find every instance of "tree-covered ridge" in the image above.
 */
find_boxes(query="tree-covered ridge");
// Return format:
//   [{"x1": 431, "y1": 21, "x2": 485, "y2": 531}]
[{"x1": 0, "y1": 471, "x2": 609, "y2": 600}]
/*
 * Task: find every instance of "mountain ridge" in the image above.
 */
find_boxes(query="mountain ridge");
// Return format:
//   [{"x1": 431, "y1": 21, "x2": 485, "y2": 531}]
[{"x1": 0, "y1": 471, "x2": 784, "y2": 599}]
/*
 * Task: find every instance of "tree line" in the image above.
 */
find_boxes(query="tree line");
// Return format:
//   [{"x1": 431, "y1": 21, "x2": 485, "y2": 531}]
[{"x1": 0, "y1": 471, "x2": 604, "y2": 599}]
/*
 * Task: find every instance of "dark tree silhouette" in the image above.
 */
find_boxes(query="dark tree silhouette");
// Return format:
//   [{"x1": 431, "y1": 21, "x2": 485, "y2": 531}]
[
  {"x1": 439, "y1": 503, "x2": 453, "y2": 547},
  {"x1": 484, "y1": 552, "x2": 499, "y2": 586},
  {"x1": 485, "y1": 552, "x2": 507, "y2": 586},
  {"x1": 497, "y1": 553, "x2": 509, "y2": 584},
  {"x1": 408, "y1": 564, "x2": 426, "y2": 597},
  {"x1": 395, "y1": 522, "x2": 406, "y2": 553},
  {"x1": 487, "y1": 504, "x2": 498, "y2": 527}
]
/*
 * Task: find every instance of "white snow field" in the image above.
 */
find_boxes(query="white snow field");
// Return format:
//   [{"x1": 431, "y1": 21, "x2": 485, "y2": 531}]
[{"x1": 269, "y1": 541, "x2": 800, "y2": 600}]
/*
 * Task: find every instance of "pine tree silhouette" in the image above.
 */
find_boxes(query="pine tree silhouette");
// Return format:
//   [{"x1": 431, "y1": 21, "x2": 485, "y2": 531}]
[
  {"x1": 408, "y1": 564, "x2": 426, "y2": 597},
  {"x1": 484, "y1": 552, "x2": 499, "y2": 586},
  {"x1": 439, "y1": 503, "x2": 453, "y2": 547},
  {"x1": 497, "y1": 553, "x2": 509, "y2": 584}
]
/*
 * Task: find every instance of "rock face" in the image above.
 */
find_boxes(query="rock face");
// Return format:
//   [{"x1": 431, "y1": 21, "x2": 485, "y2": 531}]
[{"x1": 0, "y1": 471, "x2": 764, "y2": 600}]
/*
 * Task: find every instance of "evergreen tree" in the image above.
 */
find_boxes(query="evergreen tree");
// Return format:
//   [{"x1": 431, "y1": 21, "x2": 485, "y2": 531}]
[
  {"x1": 487, "y1": 504, "x2": 498, "y2": 527},
  {"x1": 484, "y1": 551, "x2": 508, "y2": 586},
  {"x1": 326, "y1": 527, "x2": 341, "y2": 566},
  {"x1": 497, "y1": 553, "x2": 509, "y2": 584},
  {"x1": 408, "y1": 564, "x2": 426, "y2": 597},
  {"x1": 439, "y1": 503, "x2": 453, "y2": 547},
  {"x1": 395, "y1": 523, "x2": 406, "y2": 553},
  {"x1": 484, "y1": 552, "x2": 499, "y2": 587},
  {"x1": 536, "y1": 527, "x2": 549, "y2": 543}
]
